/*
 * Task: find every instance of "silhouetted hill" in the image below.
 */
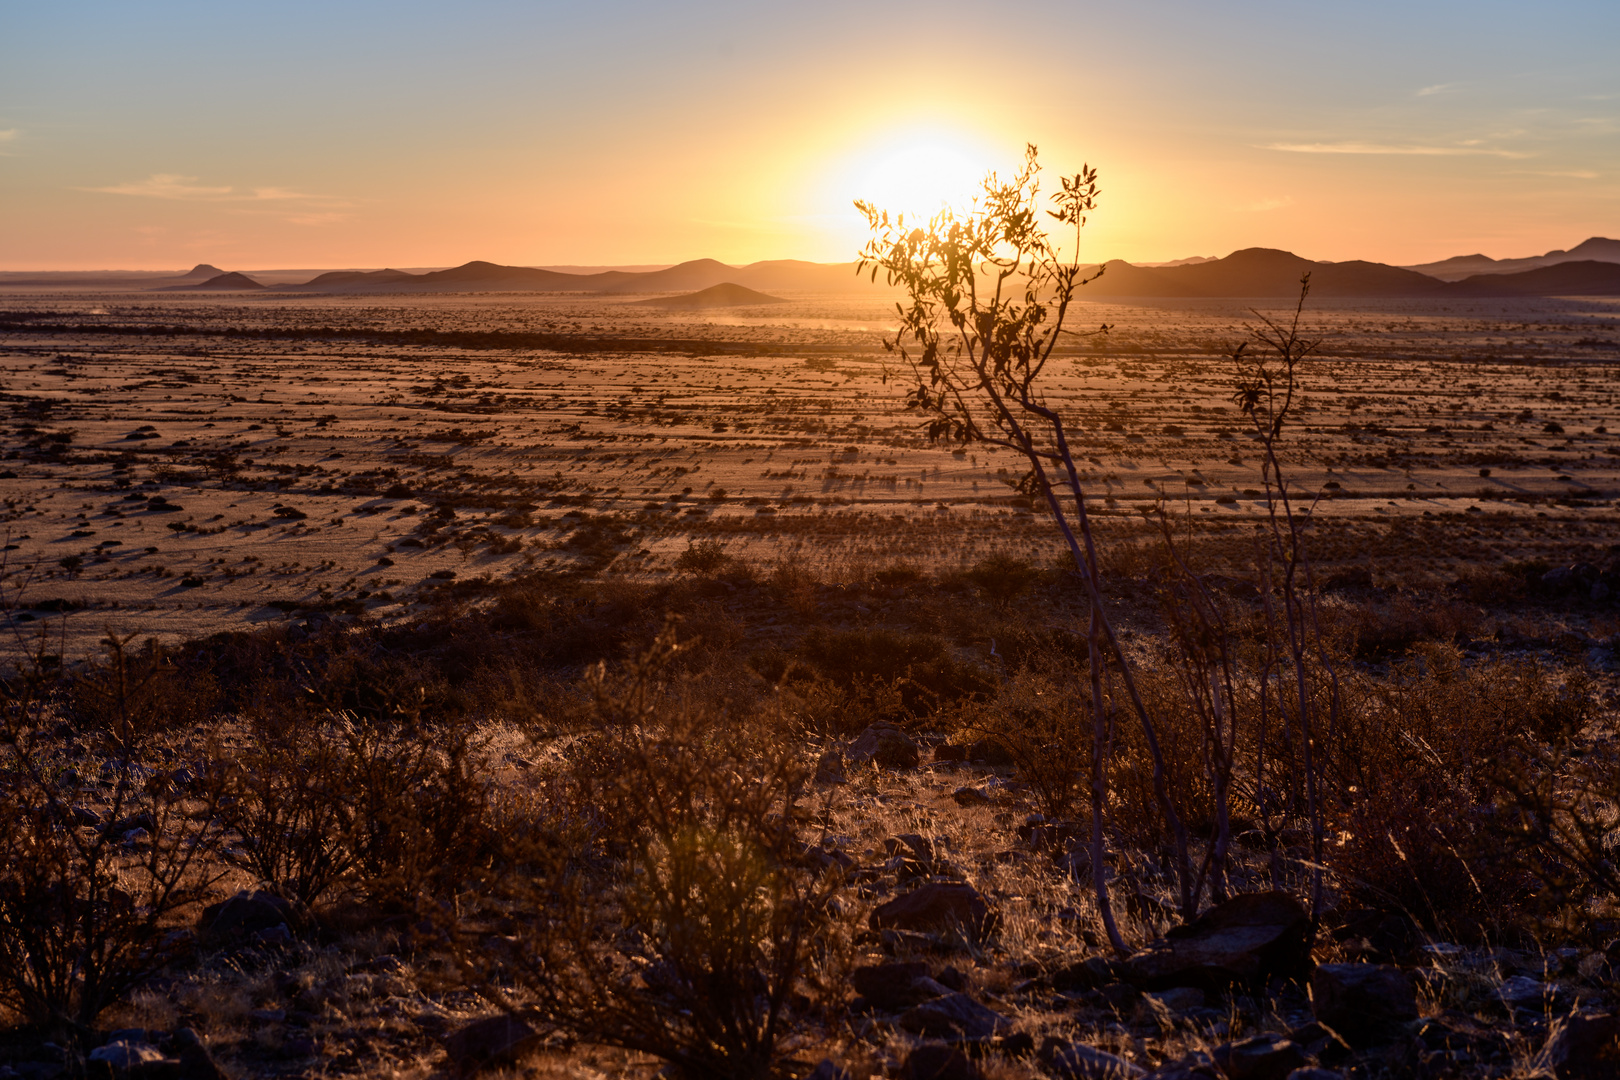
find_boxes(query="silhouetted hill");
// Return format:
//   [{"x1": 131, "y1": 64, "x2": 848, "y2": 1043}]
[
  {"x1": 1081, "y1": 248, "x2": 1443, "y2": 298},
  {"x1": 183, "y1": 263, "x2": 224, "y2": 279},
  {"x1": 287, "y1": 258, "x2": 887, "y2": 295},
  {"x1": 1405, "y1": 238, "x2": 1620, "y2": 280},
  {"x1": 1439, "y1": 261, "x2": 1620, "y2": 297},
  {"x1": 634, "y1": 282, "x2": 788, "y2": 309},
  {"x1": 161, "y1": 272, "x2": 264, "y2": 291},
  {"x1": 285, "y1": 268, "x2": 420, "y2": 290}
]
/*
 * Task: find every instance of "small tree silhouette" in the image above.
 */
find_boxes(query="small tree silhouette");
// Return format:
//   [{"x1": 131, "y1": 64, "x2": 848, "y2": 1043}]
[{"x1": 857, "y1": 145, "x2": 1193, "y2": 949}]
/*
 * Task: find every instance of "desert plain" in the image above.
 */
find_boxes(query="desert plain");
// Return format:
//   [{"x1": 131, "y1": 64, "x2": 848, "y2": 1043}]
[
  {"x1": 1, "y1": 285, "x2": 1617, "y2": 661},
  {"x1": 4, "y1": 280, "x2": 1620, "y2": 1080}
]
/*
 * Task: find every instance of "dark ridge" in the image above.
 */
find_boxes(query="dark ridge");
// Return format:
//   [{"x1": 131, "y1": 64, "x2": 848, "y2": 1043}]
[
  {"x1": 283, "y1": 257, "x2": 880, "y2": 295},
  {"x1": 160, "y1": 271, "x2": 265, "y2": 291},
  {"x1": 634, "y1": 282, "x2": 787, "y2": 308},
  {"x1": 1439, "y1": 260, "x2": 1620, "y2": 297},
  {"x1": 1081, "y1": 247, "x2": 1443, "y2": 298}
]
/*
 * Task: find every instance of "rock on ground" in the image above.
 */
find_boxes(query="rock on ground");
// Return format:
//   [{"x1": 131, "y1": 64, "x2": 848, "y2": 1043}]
[
  {"x1": 898, "y1": 992, "x2": 1012, "y2": 1040},
  {"x1": 1039, "y1": 1038, "x2": 1146, "y2": 1079},
  {"x1": 1536, "y1": 1012, "x2": 1620, "y2": 1079},
  {"x1": 869, "y1": 881, "x2": 996, "y2": 943},
  {"x1": 1310, "y1": 963, "x2": 1418, "y2": 1047},
  {"x1": 847, "y1": 723, "x2": 921, "y2": 769},
  {"x1": 196, "y1": 889, "x2": 305, "y2": 945},
  {"x1": 441, "y1": 1015, "x2": 540, "y2": 1070},
  {"x1": 1124, "y1": 891, "x2": 1311, "y2": 992},
  {"x1": 901, "y1": 1042, "x2": 983, "y2": 1080}
]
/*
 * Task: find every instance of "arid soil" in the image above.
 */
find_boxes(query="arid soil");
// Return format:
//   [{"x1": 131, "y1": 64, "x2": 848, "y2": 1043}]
[
  {"x1": 4, "y1": 287, "x2": 1620, "y2": 1080},
  {"x1": 1, "y1": 289, "x2": 1617, "y2": 660}
]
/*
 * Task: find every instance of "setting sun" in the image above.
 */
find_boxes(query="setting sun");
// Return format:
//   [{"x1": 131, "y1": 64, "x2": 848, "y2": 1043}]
[{"x1": 855, "y1": 139, "x2": 989, "y2": 221}]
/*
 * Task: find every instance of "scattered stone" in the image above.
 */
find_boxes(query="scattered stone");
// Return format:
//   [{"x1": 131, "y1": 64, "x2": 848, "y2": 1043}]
[
  {"x1": 1099, "y1": 982, "x2": 1141, "y2": 1011},
  {"x1": 887, "y1": 833, "x2": 935, "y2": 862},
  {"x1": 937, "y1": 965, "x2": 969, "y2": 992},
  {"x1": 802, "y1": 841, "x2": 856, "y2": 874},
  {"x1": 1412, "y1": 1010, "x2": 1512, "y2": 1073},
  {"x1": 1211, "y1": 1034, "x2": 1306, "y2": 1080},
  {"x1": 806, "y1": 1060, "x2": 853, "y2": 1080},
  {"x1": 1536, "y1": 1012, "x2": 1620, "y2": 1079},
  {"x1": 898, "y1": 992, "x2": 1013, "y2": 1040},
  {"x1": 1053, "y1": 956, "x2": 1124, "y2": 990},
  {"x1": 87, "y1": 1041, "x2": 169, "y2": 1074},
  {"x1": 1124, "y1": 891, "x2": 1312, "y2": 992},
  {"x1": 848, "y1": 723, "x2": 921, "y2": 769},
  {"x1": 879, "y1": 928, "x2": 950, "y2": 954},
  {"x1": 815, "y1": 749, "x2": 847, "y2": 784},
  {"x1": 901, "y1": 1042, "x2": 984, "y2": 1080},
  {"x1": 871, "y1": 881, "x2": 996, "y2": 943},
  {"x1": 170, "y1": 1028, "x2": 227, "y2": 1080},
  {"x1": 197, "y1": 890, "x2": 304, "y2": 944},
  {"x1": 1310, "y1": 963, "x2": 1417, "y2": 1046},
  {"x1": 1500, "y1": 974, "x2": 1564, "y2": 1013},
  {"x1": 1280, "y1": 1071, "x2": 1344, "y2": 1080},
  {"x1": 1038, "y1": 1037, "x2": 1146, "y2": 1079},
  {"x1": 1135, "y1": 987, "x2": 1205, "y2": 1025},
  {"x1": 952, "y1": 785, "x2": 993, "y2": 806},
  {"x1": 1142, "y1": 1051, "x2": 1219, "y2": 1079},
  {"x1": 851, "y1": 961, "x2": 945, "y2": 1009},
  {"x1": 441, "y1": 1015, "x2": 540, "y2": 1071}
]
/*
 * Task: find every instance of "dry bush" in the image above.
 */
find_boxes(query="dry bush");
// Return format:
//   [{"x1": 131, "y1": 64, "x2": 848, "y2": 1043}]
[
  {"x1": 1338, "y1": 595, "x2": 1487, "y2": 660},
  {"x1": 456, "y1": 629, "x2": 838, "y2": 1080},
  {"x1": 966, "y1": 666, "x2": 1091, "y2": 820},
  {"x1": 0, "y1": 669, "x2": 223, "y2": 1038},
  {"x1": 340, "y1": 715, "x2": 495, "y2": 908},
  {"x1": 960, "y1": 553, "x2": 1042, "y2": 613},
  {"x1": 1485, "y1": 735, "x2": 1620, "y2": 935},
  {"x1": 673, "y1": 538, "x2": 732, "y2": 575},
  {"x1": 768, "y1": 558, "x2": 819, "y2": 617},
  {"x1": 1321, "y1": 647, "x2": 1597, "y2": 935},
  {"x1": 64, "y1": 633, "x2": 218, "y2": 751},
  {"x1": 214, "y1": 717, "x2": 360, "y2": 908},
  {"x1": 794, "y1": 627, "x2": 994, "y2": 719}
]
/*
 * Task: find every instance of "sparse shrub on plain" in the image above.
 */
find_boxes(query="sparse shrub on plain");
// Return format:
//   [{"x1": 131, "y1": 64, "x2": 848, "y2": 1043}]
[
  {"x1": 65, "y1": 633, "x2": 218, "y2": 750},
  {"x1": 455, "y1": 628, "x2": 837, "y2": 1080},
  {"x1": 966, "y1": 667, "x2": 1091, "y2": 820},
  {"x1": 962, "y1": 553, "x2": 1041, "y2": 612},
  {"x1": 0, "y1": 657, "x2": 224, "y2": 1038},
  {"x1": 673, "y1": 537, "x2": 731, "y2": 575}
]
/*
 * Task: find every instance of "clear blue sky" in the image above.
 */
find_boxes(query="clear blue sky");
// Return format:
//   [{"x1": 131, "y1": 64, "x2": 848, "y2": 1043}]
[{"x1": 2, "y1": 0, "x2": 1615, "y2": 268}]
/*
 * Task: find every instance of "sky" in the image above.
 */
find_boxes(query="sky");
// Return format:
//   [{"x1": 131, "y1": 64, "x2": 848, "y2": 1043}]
[{"x1": 2, "y1": 0, "x2": 1616, "y2": 270}]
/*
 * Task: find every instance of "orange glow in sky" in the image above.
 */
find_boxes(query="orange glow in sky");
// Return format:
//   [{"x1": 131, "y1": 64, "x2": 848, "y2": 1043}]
[{"x1": 1, "y1": 2, "x2": 1615, "y2": 270}]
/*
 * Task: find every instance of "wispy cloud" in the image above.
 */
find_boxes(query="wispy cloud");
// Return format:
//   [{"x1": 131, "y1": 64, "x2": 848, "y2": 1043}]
[
  {"x1": 1260, "y1": 141, "x2": 1531, "y2": 159},
  {"x1": 1416, "y1": 83, "x2": 1460, "y2": 97},
  {"x1": 249, "y1": 186, "x2": 331, "y2": 201},
  {"x1": 79, "y1": 173, "x2": 347, "y2": 203},
  {"x1": 284, "y1": 212, "x2": 350, "y2": 226},
  {"x1": 0, "y1": 128, "x2": 19, "y2": 156},
  {"x1": 81, "y1": 174, "x2": 235, "y2": 199},
  {"x1": 1243, "y1": 195, "x2": 1294, "y2": 212},
  {"x1": 1518, "y1": 169, "x2": 1600, "y2": 179}
]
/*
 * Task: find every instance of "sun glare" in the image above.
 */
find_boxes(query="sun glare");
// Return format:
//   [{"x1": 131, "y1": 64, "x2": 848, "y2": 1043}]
[{"x1": 857, "y1": 141, "x2": 988, "y2": 221}]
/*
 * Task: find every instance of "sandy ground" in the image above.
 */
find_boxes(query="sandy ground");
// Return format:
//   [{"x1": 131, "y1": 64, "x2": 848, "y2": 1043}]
[{"x1": 1, "y1": 289, "x2": 1616, "y2": 659}]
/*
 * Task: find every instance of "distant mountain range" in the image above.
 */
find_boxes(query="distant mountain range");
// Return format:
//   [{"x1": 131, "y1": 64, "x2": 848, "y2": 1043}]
[
  {"x1": 1402, "y1": 237, "x2": 1620, "y2": 281},
  {"x1": 3, "y1": 238, "x2": 1617, "y2": 298},
  {"x1": 276, "y1": 258, "x2": 867, "y2": 296}
]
